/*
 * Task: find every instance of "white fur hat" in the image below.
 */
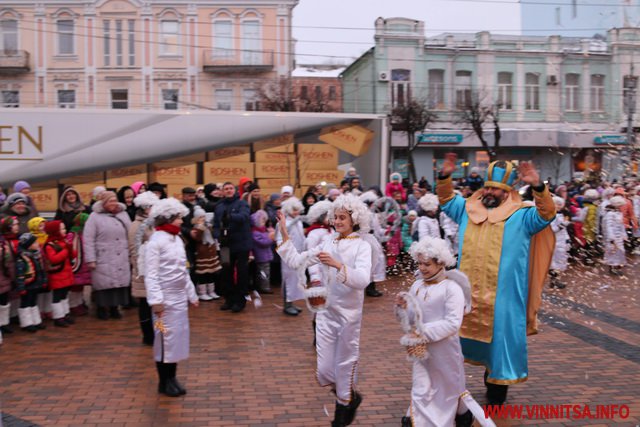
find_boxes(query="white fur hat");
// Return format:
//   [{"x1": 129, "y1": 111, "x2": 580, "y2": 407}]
[
  {"x1": 418, "y1": 194, "x2": 439, "y2": 213},
  {"x1": 280, "y1": 185, "x2": 294, "y2": 195},
  {"x1": 583, "y1": 189, "x2": 599, "y2": 201},
  {"x1": 602, "y1": 188, "x2": 615, "y2": 198},
  {"x1": 149, "y1": 197, "x2": 189, "y2": 220},
  {"x1": 359, "y1": 190, "x2": 379, "y2": 205},
  {"x1": 407, "y1": 210, "x2": 418, "y2": 217},
  {"x1": 609, "y1": 196, "x2": 626, "y2": 208},
  {"x1": 133, "y1": 191, "x2": 159, "y2": 208},
  {"x1": 193, "y1": 205, "x2": 206, "y2": 219},
  {"x1": 281, "y1": 196, "x2": 304, "y2": 215},
  {"x1": 329, "y1": 193, "x2": 371, "y2": 233},
  {"x1": 552, "y1": 196, "x2": 565, "y2": 209},
  {"x1": 305, "y1": 200, "x2": 333, "y2": 224},
  {"x1": 409, "y1": 237, "x2": 456, "y2": 267}
]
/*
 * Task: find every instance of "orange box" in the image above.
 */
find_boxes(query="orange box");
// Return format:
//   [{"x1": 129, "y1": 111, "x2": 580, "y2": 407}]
[
  {"x1": 300, "y1": 170, "x2": 342, "y2": 186},
  {"x1": 165, "y1": 184, "x2": 198, "y2": 201},
  {"x1": 61, "y1": 172, "x2": 105, "y2": 185},
  {"x1": 106, "y1": 164, "x2": 147, "y2": 189},
  {"x1": 254, "y1": 152, "x2": 296, "y2": 164},
  {"x1": 70, "y1": 182, "x2": 106, "y2": 204},
  {"x1": 208, "y1": 145, "x2": 251, "y2": 162},
  {"x1": 203, "y1": 161, "x2": 254, "y2": 183},
  {"x1": 255, "y1": 162, "x2": 295, "y2": 179},
  {"x1": 163, "y1": 153, "x2": 205, "y2": 163},
  {"x1": 297, "y1": 144, "x2": 339, "y2": 169},
  {"x1": 253, "y1": 134, "x2": 295, "y2": 153},
  {"x1": 29, "y1": 188, "x2": 59, "y2": 211},
  {"x1": 319, "y1": 124, "x2": 374, "y2": 156},
  {"x1": 257, "y1": 178, "x2": 294, "y2": 188},
  {"x1": 150, "y1": 162, "x2": 197, "y2": 185}
]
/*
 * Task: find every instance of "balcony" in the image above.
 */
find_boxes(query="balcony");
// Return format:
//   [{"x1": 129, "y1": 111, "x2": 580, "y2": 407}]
[
  {"x1": 0, "y1": 50, "x2": 30, "y2": 74},
  {"x1": 202, "y1": 48, "x2": 274, "y2": 73}
]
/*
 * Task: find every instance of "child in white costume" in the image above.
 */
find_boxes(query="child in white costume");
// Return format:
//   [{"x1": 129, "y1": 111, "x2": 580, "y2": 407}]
[
  {"x1": 603, "y1": 196, "x2": 627, "y2": 275},
  {"x1": 145, "y1": 198, "x2": 199, "y2": 397},
  {"x1": 276, "y1": 194, "x2": 372, "y2": 427},
  {"x1": 275, "y1": 196, "x2": 306, "y2": 316},
  {"x1": 415, "y1": 194, "x2": 441, "y2": 241},
  {"x1": 549, "y1": 196, "x2": 570, "y2": 289},
  {"x1": 396, "y1": 237, "x2": 490, "y2": 427}
]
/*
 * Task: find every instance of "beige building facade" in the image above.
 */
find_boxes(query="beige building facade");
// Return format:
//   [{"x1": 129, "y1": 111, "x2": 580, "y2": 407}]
[{"x1": 0, "y1": 0, "x2": 297, "y2": 110}]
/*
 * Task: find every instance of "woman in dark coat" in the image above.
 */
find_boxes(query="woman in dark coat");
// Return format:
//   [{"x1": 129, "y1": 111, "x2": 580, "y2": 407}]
[{"x1": 54, "y1": 186, "x2": 91, "y2": 230}]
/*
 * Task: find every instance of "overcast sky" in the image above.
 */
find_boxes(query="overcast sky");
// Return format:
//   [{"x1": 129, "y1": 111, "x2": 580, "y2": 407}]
[{"x1": 292, "y1": 0, "x2": 521, "y2": 64}]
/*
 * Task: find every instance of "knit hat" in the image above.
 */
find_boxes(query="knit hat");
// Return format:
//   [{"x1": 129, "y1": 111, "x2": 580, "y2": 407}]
[
  {"x1": 134, "y1": 191, "x2": 159, "y2": 209},
  {"x1": 193, "y1": 205, "x2": 206, "y2": 219},
  {"x1": 269, "y1": 193, "x2": 281, "y2": 203},
  {"x1": 130, "y1": 181, "x2": 146, "y2": 195},
  {"x1": 149, "y1": 197, "x2": 189, "y2": 220},
  {"x1": 407, "y1": 210, "x2": 418, "y2": 217},
  {"x1": 182, "y1": 186, "x2": 196, "y2": 194},
  {"x1": 471, "y1": 167, "x2": 482, "y2": 175},
  {"x1": 390, "y1": 172, "x2": 402, "y2": 182},
  {"x1": 44, "y1": 220, "x2": 64, "y2": 239},
  {"x1": 13, "y1": 180, "x2": 31, "y2": 193},
  {"x1": 99, "y1": 191, "x2": 118, "y2": 203},
  {"x1": 19, "y1": 233, "x2": 37, "y2": 250},
  {"x1": 92, "y1": 186, "x2": 106, "y2": 199},
  {"x1": 409, "y1": 236, "x2": 456, "y2": 267},
  {"x1": 6, "y1": 192, "x2": 28, "y2": 207},
  {"x1": 609, "y1": 196, "x2": 626, "y2": 208},
  {"x1": 328, "y1": 188, "x2": 341, "y2": 199},
  {"x1": 250, "y1": 209, "x2": 268, "y2": 227},
  {"x1": 485, "y1": 161, "x2": 518, "y2": 191},
  {"x1": 281, "y1": 185, "x2": 294, "y2": 195},
  {"x1": 247, "y1": 182, "x2": 260, "y2": 193}
]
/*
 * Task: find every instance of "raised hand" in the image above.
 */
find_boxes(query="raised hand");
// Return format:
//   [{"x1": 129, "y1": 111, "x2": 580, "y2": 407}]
[
  {"x1": 276, "y1": 210, "x2": 289, "y2": 241},
  {"x1": 440, "y1": 153, "x2": 458, "y2": 176},
  {"x1": 518, "y1": 162, "x2": 541, "y2": 187}
]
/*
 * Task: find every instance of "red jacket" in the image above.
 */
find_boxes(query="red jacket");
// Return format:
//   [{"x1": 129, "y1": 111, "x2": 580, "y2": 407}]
[{"x1": 44, "y1": 241, "x2": 75, "y2": 290}]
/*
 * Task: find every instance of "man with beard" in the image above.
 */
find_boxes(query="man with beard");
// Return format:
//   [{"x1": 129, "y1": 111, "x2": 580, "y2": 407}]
[{"x1": 436, "y1": 154, "x2": 555, "y2": 406}]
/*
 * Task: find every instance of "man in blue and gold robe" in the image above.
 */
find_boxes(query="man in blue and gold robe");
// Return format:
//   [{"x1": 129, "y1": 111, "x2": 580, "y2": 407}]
[{"x1": 437, "y1": 156, "x2": 555, "y2": 405}]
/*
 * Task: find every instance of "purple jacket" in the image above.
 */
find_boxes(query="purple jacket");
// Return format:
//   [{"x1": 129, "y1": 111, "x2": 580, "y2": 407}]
[{"x1": 251, "y1": 227, "x2": 274, "y2": 263}]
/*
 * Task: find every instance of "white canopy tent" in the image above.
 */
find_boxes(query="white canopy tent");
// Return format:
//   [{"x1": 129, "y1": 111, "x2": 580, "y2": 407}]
[{"x1": 0, "y1": 108, "x2": 388, "y2": 187}]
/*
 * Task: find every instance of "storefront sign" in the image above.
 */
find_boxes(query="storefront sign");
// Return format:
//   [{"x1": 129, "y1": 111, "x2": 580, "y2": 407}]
[
  {"x1": 594, "y1": 135, "x2": 629, "y2": 145},
  {"x1": 418, "y1": 134, "x2": 463, "y2": 144}
]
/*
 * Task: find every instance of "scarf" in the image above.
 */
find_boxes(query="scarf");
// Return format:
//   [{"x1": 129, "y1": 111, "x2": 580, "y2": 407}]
[
  {"x1": 155, "y1": 224, "x2": 181, "y2": 235},
  {"x1": 305, "y1": 223, "x2": 332, "y2": 236}
]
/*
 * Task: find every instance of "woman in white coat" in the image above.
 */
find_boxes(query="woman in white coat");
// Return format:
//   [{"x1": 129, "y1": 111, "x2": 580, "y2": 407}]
[
  {"x1": 145, "y1": 198, "x2": 199, "y2": 397},
  {"x1": 277, "y1": 194, "x2": 372, "y2": 427},
  {"x1": 275, "y1": 197, "x2": 306, "y2": 316}
]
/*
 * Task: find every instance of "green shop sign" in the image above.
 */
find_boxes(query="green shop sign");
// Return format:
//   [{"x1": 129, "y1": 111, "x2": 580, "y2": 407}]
[
  {"x1": 418, "y1": 133, "x2": 464, "y2": 144},
  {"x1": 594, "y1": 135, "x2": 628, "y2": 145}
]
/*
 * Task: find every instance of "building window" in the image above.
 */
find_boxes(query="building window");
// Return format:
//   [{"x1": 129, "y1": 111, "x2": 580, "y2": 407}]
[
  {"x1": 329, "y1": 86, "x2": 336, "y2": 101},
  {"x1": 315, "y1": 86, "x2": 322, "y2": 102},
  {"x1": 162, "y1": 89, "x2": 178, "y2": 109},
  {"x1": 111, "y1": 89, "x2": 128, "y2": 109},
  {"x1": 215, "y1": 89, "x2": 232, "y2": 110},
  {"x1": 525, "y1": 73, "x2": 540, "y2": 111},
  {"x1": 590, "y1": 74, "x2": 604, "y2": 112},
  {"x1": 455, "y1": 70, "x2": 472, "y2": 109},
  {"x1": 623, "y1": 76, "x2": 637, "y2": 115},
  {"x1": 57, "y1": 19, "x2": 74, "y2": 55},
  {"x1": 160, "y1": 20, "x2": 179, "y2": 55},
  {"x1": 391, "y1": 69, "x2": 411, "y2": 107},
  {"x1": 300, "y1": 85, "x2": 308, "y2": 100},
  {"x1": 103, "y1": 20, "x2": 110, "y2": 66},
  {"x1": 128, "y1": 20, "x2": 135, "y2": 66},
  {"x1": 2, "y1": 90, "x2": 19, "y2": 108},
  {"x1": 115, "y1": 20, "x2": 123, "y2": 66},
  {"x1": 241, "y1": 20, "x2": 261, "y2": 64},
  {"x1": 565, "y1": 73, "x2": 580, "y2": 111},
  {"x1": 428, "y1": 69, "x2": 445, "y2": 109},
  {"x1": 213, "y1": 20, "x2": 233, "y2": 59},
  {"x1": 0, "y1": 19, "x2": 18, "y2": 53},
  {"x1": 58, "y1": 89, "x2": 75, "y2": 108},
  {"x1": 243, "y1": 89, "x2": 257, "y2": 111},
  {"x1": 497, "y1": 72, "x2": 513, "y2": 110}
]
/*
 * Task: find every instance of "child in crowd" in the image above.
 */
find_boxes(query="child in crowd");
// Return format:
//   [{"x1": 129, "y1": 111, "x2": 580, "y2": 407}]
[
  {"x1": 0, "y1": 217, "x2": 19, "y2": 336},
  {"x1": 67, "y1": 213, "x2": 92, "y2": 315},
  {"x1": 28, "y1": 217, "x2": 52, "y2": 319},
  {"x1": 276, "y1": 197, "x2": 306, "y2": 316},
  {"x1": 191, "y1": 206, "x2": 222, "y2": 301},
  {"x1": 251, "y1": 210, "x2": 275, "y2": 295},
  {"x1": 395, "y1": 237, "x2": 475, "y2": 427},
  {"x1": 549, "y1": 197, "x2": 570, "y2": 289},
  {"x1": 416, "y1": 194, "x2": 441, "y2": 241},
  {"x1": 15, "y1": 233, "x2": 47, "y2": 332},
  {"x1": 603, "y1": 196, "x2": 627, "y2": 275},
  {"x1": 44, "y1": 220, "x2": 75, "y2": 327}
]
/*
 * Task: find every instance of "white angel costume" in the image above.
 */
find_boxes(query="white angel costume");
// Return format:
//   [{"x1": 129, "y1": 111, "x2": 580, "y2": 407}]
[
  {"x1": 440, "y1": 212, "x2": 459, "y2": 254},
  {"x1": 277, "y1": 231, "x2": 372, "y2": 402},
  {"x1": 416, "y1": 216, "x2": 441, "y2": 241},
  {"x1": 603, "y1": 209, "x2": 626, "y2": 266},
  {"x1": 276, "y1": 215, "x2": 307, "y2": 302},
  {"x1": 550, "y1": 213, "x2": 570, "y2": 272}
]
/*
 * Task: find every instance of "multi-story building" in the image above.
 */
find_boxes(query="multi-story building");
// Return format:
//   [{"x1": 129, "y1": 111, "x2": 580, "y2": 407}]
[
  {"x1": 291, "y1": 64, "x2": 344, "y2": 112},
  {"x1": 341, "y1": 17, "x2": 640, "y2": 183},
  {"x1": 0, "y1": 0, "x2": 297, "y2": 111}
]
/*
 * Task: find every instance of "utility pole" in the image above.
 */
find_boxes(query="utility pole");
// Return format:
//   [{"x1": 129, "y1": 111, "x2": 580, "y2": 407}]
[{"x1": 624, "y1": 63, "x2": 636, "y2": 177}]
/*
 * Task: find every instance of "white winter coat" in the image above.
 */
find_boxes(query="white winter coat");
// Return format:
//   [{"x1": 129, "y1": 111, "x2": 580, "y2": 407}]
[
  {"x1": 603, "y1": 209, "x2": 626, "y2": 266},
  {"x1": 550, "y1": 213, "x2": 570, "y2": 271}
]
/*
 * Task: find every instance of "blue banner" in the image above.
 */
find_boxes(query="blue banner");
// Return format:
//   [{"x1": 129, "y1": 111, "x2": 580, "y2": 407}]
[{"x1": 418, "y1": 133, "x2": 464, "y2": 144}]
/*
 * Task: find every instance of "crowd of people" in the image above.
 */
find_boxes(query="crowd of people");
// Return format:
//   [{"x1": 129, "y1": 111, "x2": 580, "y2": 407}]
[{"x1": 1, "y1": 160, "x2": 639, "y2": 426}]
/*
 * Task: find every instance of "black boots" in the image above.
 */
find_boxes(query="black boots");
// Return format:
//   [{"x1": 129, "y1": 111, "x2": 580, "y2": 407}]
[
  {"x1": 332, "y1": 390, "x2": 363, "y2": 426},
  {"x1": 548, "y1": 270, "x2": 566, "y2": 289},
  {"x1": 156, "y1": 362, "x2": 186, "y2": 397},
  {"x1": 365, "y1": 282, "x2": 383, "y2": 297},
  {"x1": 401, "y1": 416, "x2": 412, "y2": 427},
  {"x1": 484, "y1": 370, "x2": 508, "y2": 405},
  {"x1": 455, "y1": 410, "x2": 474, "y2": 427}
]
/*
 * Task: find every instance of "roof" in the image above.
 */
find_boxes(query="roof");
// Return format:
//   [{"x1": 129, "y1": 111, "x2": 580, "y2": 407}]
[{"x1": 292, "y1": 66, "x2": 346, "y2": 78}]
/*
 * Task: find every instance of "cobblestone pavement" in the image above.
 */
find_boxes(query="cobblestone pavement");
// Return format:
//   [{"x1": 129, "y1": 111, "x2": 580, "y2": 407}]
[{"x1": 0, "y1": 258, "x2": 638, "y2": 427}]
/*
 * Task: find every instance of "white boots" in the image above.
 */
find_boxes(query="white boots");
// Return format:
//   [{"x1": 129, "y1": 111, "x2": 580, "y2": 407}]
[
  {"x1": 197, "y1": 284, "x2": 213, "y2": 301},
  {"x1": 207, "y1": 283, "x2": 220, "y2": 300},
  {"x1": 19, "y1": 307, "x2": 37, "y2": 332}
]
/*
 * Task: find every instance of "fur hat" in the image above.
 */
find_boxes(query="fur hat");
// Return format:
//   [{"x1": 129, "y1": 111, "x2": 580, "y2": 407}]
[
  {"x1": 418, "y1": 194, "x2": 439, "y2": 213},
  {"x1": 13, "y1": 180, "x2": 31, "y2": 193},
  {"x1": 390, "y1": 172, "x2": 402, "y2": 182},
  {"x1": 583, "y1": 189, "x2": 599, "y2": 201},
  {"x1": 609, "y1": 196, "x2": 626, "y2": 208},
  {"x1": 281, "y1": 196, "x2": 303, "y2": 215},
  {"x1": 329, "y1": 193, "x2": 371, "y2": 233},
  {"x1": 305, "y1": 200, "x2": 333, "y2": 224},
  {"x1": 409, "y1": 236, "x2": 456, "y2": 267},
  {"x1": 19, "y1": 233, "x2": 37, "y2": 249},
  {"x1": 280, "y1": 185, "x2": 294, "y2": 195},
  {"x1": 134, "y1": 191, "x2": 159, "y2": 209},
  {"x1": 6, "y1": 192, "x2": 28, "y2": 207},
  {"x1": 552, "y1": 196, "x2": 566, "y2": 209},
  {"x1": 149, "y1": 197, "x2": 189, "y2": 220}
]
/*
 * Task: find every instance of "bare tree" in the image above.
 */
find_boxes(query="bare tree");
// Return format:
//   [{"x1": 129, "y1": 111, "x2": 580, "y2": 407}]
[
  {"x1": 457, "y1": 91, "x2": 501, "y2": 161},
  {"x1": 390, "y1": 98, "x2": 437, "y2": 183},
  {"x1": 257, "y1": 78, "x2": 297, "y2": 112}
]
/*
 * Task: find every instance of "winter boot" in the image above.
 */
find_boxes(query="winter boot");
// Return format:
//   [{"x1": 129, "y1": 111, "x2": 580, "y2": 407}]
[
  {"x1": 96, "y1": 306, "x2": 109, "y2": 320},
  {"x1": 62, "y1": 298, "x2": 75, "y2": 324},
  {"x1": 0, "y1": 304, "x2": 13, "y2": 334},
  {"x1": 156, "y1": 362, "x2": 181, "y2": 397},
  {"x1": 166, "y1": 363, "x2": 186, "y2": 395},
  {"x1": 401, "y1": 416, "x2": 412, "y2": 427},
  {"x1": 30, "y1": 306, "x2": 46, "y2": 330},
  {"x1": 197, "y1": 284, "x2": 213, "y2": 301},
  {"x1": 486, "y1": 382, "x2": 509, "y2": 406},
  {"x1": 109, "y1": 306, "x2": 122, "y2": 319},
  {"x1": 332, "y1": 401, "x2": 351, "y2": 427},
  {"x1": 344, "y1": 390, "x2": 363, "y2": 425},
  {"x1": 455, "y1": 410, "x2": 474, "y2": 427},
  {"x1": 206, "y1": 283, "x2": 221, "y2": 300},
  {"x1": 18, "y1": 307, "x2": 37, "y2": 332},
  {"x1": 283, "y1": 301, "x2": 299, "y2": 316},
  {"x1": 365, "y1": 282, "x2": 383, "y2": 297},
  {"x1": 52, "y1": 302, "x2": 68, "y2": 327}
]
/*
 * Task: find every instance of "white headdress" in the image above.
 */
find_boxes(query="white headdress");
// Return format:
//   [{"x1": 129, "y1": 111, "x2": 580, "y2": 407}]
[
  {"x1": 281, "y1": 196, "x2": 304, "y2": 215},
  {"x1": 305, "y1": 200, "x2": 333, "y2": 224},
  {"x1": 609, "y1": 196, "x2": 626, "y2": 208},
  {"x1": 418, "y1": 194, "x2": 439, "y2": 213},
  {"x1": 133, "y1": 191, "x2": 159, "y2": 209},
  {"x1": 149, "y1": 197, "x2": 189, "y2": 220},
  {"x1": 359, "y1": 190, "x2": 379, "y2": 205},
  {"x1": 583, "y1": 189, "x2": 599, "y2": 201},
  {"x1": 552, "y1": 196, "x2": 565, "y2": 209},
  {"x1": 329, "y1": 193, "x2": 371, "y2": 233},
  {"x1": 409, "y1": 236, "x2": 456, "y2": 267}
]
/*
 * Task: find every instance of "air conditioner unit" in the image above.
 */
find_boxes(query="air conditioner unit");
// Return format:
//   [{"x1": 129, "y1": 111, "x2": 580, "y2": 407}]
[
  {"x1": 378, "y1": 71, "x2": 390, "y2": 82},
  {"x1": 547, "y1": 75, "x2": 558, "y2": 86}
]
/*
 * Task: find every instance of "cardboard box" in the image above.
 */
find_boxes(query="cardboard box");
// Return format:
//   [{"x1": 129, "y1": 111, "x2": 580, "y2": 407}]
[
  {"x1": 254, "y1": 151, "x2": 296, "y2": 164},
  {"x1": 61, "y1": 172, "x2": 105, "y2": 185},
  {"x1": 163, "y1": 153, "x2": 205, "y2": 163},
  {"x1": 253, "y1": 134, "x2": 295, "y2": 153},
  {"x1": 319, "y1": 124, "x2": 374, "y2": 156},
  {"x1": 297, "y1": 144, "x2": 339, "y2": 169},
  {"x1": 166, "y1": 184, "x2": 198, "y2": 201},
  {"x1": 255, "y1": 162, "x2": 295, "y2": 179},
  {"x1": 106, "y1": 164, "x2": 147, "y2": 189},
  {"x1": 300, "y1": 170, "x2": 342, "y2": 186},
  {"x1": 150, "y1": 162, "x2": 197, "y2": 185},
  {"x1": 203, "y1": 161, "x2": 254, "y2": 183},
  {"x1": 29, "y1": 188, "x2": 59, "y2": 211},
  {"x1": 256, "y1": 178, "x2": 294, "y2": 189},
  {"x1": 208, "y1": 145, "x2": 251, "y2": 162}
]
